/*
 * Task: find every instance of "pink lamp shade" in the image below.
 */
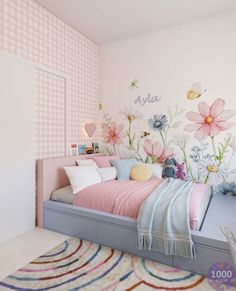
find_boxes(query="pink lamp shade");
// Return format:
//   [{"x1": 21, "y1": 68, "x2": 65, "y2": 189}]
[{"x1": 84, "y1": 123, "x2": 96, "y2": 137}]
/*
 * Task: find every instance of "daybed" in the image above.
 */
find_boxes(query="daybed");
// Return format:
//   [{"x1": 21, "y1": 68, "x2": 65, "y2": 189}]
[{"x1": 36, "y1": 155, "x2": 236, "y2": 276}]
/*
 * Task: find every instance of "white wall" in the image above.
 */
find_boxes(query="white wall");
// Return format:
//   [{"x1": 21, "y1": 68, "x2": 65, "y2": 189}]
[
  {"x1": 0, "y1": 55, "x2": 35, "y2": 243},
  {"x1": 100, "y1": 13, "x2": 236, "y2": 185}
]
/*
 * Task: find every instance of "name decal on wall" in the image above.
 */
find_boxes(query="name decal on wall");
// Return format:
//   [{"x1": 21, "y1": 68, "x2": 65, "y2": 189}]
[{"x1": 134, "y1": 93, "x2": 162, "y2": 106}]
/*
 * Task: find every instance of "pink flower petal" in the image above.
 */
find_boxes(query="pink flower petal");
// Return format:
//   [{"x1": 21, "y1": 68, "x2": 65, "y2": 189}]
[
  {"x1": 209, "y1": 123, "x2": 222, "y2": 137},
  {"x1": 184, "y1": 123, "x2": 203, "y2": 132},
  {"x1": 112, "y1": 135, "x2": 118, "y2": 142},
  {"x1": 215, "y1": 110, "x2": 236, "y2": 121},
  {"x1": 184, "y1": 98, "x2": 234, "y2": 141},
  {"x1": 194, "y1": 124, "x2": 210, "y2": 140},
  {"x1": 153, "y1": 142, "x2": 163, "y2": 157},
  {"x1": 102, "y1": 128, "x2": 111, "y2": 135},
  {"x1": 198, "y1": 101, "x2": 210, "y2": 118},
  {"x1": 210, "y1": 98, "x2": 225, "y2": 118},
  {"x1": 216, "y1": 121, "x2": 234, "y2": 130},
  {"x1": 160, "y1": 148, "x2": 174, "y2": 162},
  {"x1": 115, "y1": 124, "x2": 124, "y2": 134},
  {"x1": 110, "y1": 122, "x2": 116, "y2": 131},
  {"x1": 143, "y1": 139, "x2": 153, "y2": 156},
  {"x1": 114, "y1": 136, "x2": 123, "y2": 144},
  {"x1": 186, "y1": 112, "x2": 204, "y2": 122},
  {"x1": 106, "y1": 137, "x2": 112, "y2": 144}
]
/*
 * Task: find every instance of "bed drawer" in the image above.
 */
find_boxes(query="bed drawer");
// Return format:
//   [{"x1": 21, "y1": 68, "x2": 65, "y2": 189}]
[
  {"x1": 97, "y1": 222, "x2": 172, "y2": 265},
  {"x1": 173, "y1": 244, "x2": 234, "y2": 275},
  {"x1": 44, "y1": 208, "x2": 98, "y2": 242}
]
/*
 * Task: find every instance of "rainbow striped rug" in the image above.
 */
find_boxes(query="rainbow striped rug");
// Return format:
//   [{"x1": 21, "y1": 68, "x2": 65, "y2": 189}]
[{"x1": 0, "y1": 238, "x2": 215, "y2": 290}]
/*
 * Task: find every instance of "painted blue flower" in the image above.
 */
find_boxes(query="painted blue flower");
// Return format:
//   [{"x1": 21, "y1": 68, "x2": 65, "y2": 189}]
[
  {"x1": 148, "y1": 114, "x2": 168, "y2": 132},
  {"x1": 215, "y1": 182, "x2": 236, "y2": 196}
]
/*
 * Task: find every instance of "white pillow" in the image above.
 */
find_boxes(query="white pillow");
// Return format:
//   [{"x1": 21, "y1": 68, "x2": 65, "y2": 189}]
[
  {"x1": 76, "y1": 159, "x2": 98, "y2": 168},
  {"x1": 96, "y1": 167, "x2": 117, "y2": 182},
  {"x1": 148, "y1": 163, "x2": 163, "y2": 178},
  {"x1": 64, "y1": 166, "x2": 102, "y2": 194}
]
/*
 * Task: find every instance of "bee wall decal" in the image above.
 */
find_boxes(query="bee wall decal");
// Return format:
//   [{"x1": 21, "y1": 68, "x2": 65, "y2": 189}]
[
  {"x1": 140, "y1": 131, "x2": 150, "y2": 138},
  {"x1": 129, "y1": 78, "x2": 139, "y2": 90},
  {"x1": 186, "y1": 82, "x2": 207, "y2": 100}
]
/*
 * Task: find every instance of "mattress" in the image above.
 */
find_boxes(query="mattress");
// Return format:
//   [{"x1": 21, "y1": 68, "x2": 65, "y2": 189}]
[
  {"x1": 51, "y1": 185, "x2": 74, "y2": 204},
  {"x1": 51, "y1": 179, "x2": 212, "y2": 231}
]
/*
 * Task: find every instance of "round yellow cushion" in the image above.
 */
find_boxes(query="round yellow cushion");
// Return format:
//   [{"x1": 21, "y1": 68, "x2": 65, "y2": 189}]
[{"x1": 130, "y1": 164, "x2": 152, "y2": 181}]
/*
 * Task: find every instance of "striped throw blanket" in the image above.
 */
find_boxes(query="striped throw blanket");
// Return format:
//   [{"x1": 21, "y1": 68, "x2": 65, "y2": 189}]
[{"x1": 137, "y1": 178, "x2": 196, "y2": 259}]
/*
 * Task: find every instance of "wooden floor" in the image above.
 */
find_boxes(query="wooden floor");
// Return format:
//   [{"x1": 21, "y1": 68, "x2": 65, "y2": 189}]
[{"x1": 0, "y1": 227, "x2": 68, "y2": 280}]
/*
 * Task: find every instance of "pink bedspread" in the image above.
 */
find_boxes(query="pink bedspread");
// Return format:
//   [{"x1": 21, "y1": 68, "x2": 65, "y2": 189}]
[{"x1": 73, "y1": 178, "x2": 210, "y2": 230}]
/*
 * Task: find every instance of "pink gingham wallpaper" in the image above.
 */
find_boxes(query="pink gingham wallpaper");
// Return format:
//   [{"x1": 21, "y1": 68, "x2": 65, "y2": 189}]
[{"x1": 0, "y1": 0, "x2": 100, "y2": 158}]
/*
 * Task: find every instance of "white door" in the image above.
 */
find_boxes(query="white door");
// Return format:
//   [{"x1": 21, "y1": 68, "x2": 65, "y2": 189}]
[{"x1": 0, "y1": 54, "x2": 35, "y2": 243}]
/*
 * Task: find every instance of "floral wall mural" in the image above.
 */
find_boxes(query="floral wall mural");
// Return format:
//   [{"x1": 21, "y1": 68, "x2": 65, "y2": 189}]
[
  {"x1": 100, "y1": 87, "x2": 236, "y2": 188},
  {"x1": 100, "y1": 14, "x2": 236, "y2": 190}
]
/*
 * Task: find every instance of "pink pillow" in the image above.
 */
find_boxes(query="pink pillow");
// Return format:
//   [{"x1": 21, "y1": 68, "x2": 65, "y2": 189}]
[{"x1": 92, "y1": 155, "x2": 120, "y2": 168}]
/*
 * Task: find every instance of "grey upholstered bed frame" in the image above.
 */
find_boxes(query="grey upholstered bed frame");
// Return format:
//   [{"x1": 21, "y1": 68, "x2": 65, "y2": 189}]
[{"x1": 37, "y1": 156, "x2": 236, "y2": 276}]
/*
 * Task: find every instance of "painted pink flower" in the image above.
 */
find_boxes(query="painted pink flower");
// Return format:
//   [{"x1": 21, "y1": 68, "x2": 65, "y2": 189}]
[
  {"x1": 102, "y1": 122, "x2": 125, "y2": 145},
  {"x1": 143, "y1": 139, "x2": 174, "y2": 163},
  {"x1": 185, "y1": 98, "x2": 235, "y2": 140}
]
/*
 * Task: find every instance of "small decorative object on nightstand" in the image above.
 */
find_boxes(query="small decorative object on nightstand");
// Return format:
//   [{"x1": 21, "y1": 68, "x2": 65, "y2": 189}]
[
  {"x1": 92, "y1": 142, "x2": 99, "y2": 153},
  {"x1": 85, "y1": 146, "x2": 94, "y2": 154},
  {"x1": 69, "y1": 143, "x2": 78, "y2": 156},
  {"x1": 78, "y1": 144, "x2": 86, "y2": 155}
]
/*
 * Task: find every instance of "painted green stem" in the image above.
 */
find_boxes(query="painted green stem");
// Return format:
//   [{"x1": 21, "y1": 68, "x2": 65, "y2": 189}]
[
  {"x1": 128, "y1": 121, "x2": 132, "y2": 146},
  {"x1": 181, "y1": 148, "x2": 195, "y2": 180},
  {"x1": 113, "y1": 144, "x2": 116, "y2": 155},
  {"x1": 160, "y1": 131, "x2": 166, "y2": 147},
  {"x1": 217, "y1": 139, "x2": 230, "y2": 166},
  {"x1": 204, "y1": 174, "x2": 209, "y2": 184},
  {"x1": 131, "y1": 145, "x2": 145, "y2": 163},
  {"x1": 211, "y1": 136, "x2": 217, "y2": 159}
]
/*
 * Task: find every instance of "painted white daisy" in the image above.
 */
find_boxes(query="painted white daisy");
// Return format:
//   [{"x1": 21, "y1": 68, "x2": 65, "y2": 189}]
[
  {"x1": 199, "y1": 157, "x2": 229, "y2": 185},
  {"x1": 119, "y1": 107, "x2": 143, "y2": 122}
]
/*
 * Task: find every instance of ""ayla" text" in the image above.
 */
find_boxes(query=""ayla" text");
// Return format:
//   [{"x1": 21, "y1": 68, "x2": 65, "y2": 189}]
[{"x1": 134, "y1": 93, "x2": 162, "y2": 106}]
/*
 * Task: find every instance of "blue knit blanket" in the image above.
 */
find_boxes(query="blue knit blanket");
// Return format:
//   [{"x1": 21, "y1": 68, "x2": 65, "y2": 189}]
[{"x1": 137, "y1": 178, "x2": 196, "y2": 259}]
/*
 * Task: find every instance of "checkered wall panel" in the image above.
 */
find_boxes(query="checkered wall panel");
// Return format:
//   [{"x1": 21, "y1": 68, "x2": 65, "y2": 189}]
[{"x1": 0, "y1": 0, "x2": 100, "y2": 158}]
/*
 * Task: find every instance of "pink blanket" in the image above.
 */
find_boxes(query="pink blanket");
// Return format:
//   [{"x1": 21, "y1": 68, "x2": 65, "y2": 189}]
[{"x1": 73, "y1": 178, "x2": 210, "y2": 230}]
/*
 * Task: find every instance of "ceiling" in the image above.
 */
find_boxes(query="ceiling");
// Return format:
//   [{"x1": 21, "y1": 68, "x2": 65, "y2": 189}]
[{"x1": 36, "y1": 0, "x2": 236, "y2": 44}]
